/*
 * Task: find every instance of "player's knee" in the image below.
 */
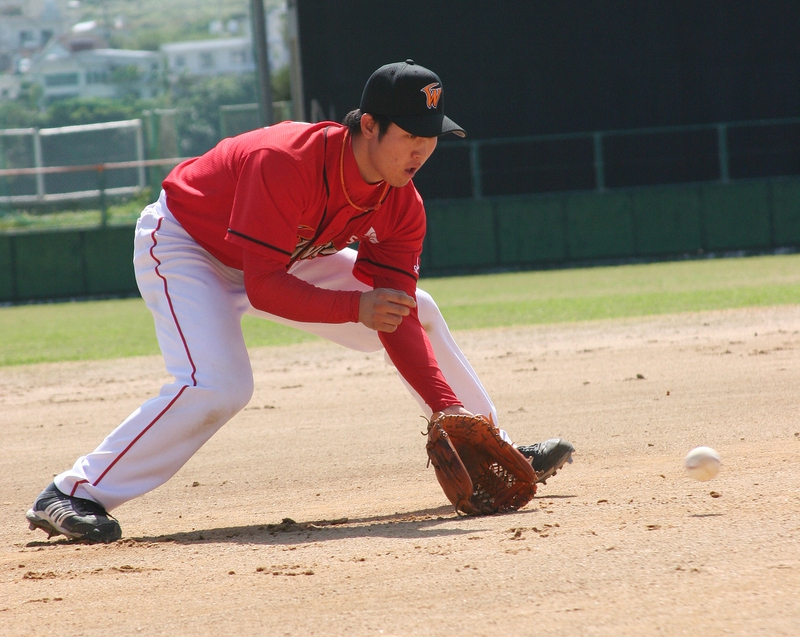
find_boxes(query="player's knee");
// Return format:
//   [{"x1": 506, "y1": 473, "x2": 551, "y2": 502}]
[
  {"x1": 223, "y1": 375, "x2": 255, "y2": 414},
  {"x1": 199, "y1": 372, "x2": 254, "y2": 417},
  {"x1": 180, "y1": 386, "x2": 251, "y2": 439}
]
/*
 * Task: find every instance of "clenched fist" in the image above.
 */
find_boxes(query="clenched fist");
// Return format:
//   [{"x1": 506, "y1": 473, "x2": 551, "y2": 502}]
[{"x1": 359, "y1": 288, "x2": 416, "y2": 332}]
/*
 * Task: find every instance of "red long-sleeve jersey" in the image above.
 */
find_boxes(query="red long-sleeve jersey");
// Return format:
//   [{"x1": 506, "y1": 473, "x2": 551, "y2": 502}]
[{"x1": 161, "y1": 121, "x2": 460, "y2": 412}]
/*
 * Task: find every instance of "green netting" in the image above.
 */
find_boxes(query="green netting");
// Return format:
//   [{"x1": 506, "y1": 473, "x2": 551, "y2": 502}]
[
  {"x1": 0, "y1": 131, "x2": 37, "y2": 198},
  {"x1": 39, "y1": 122, "x2": 143, "y2": 194},
  {"x1": 0, "y1": 121, "x2": 144, "y2": 203}
]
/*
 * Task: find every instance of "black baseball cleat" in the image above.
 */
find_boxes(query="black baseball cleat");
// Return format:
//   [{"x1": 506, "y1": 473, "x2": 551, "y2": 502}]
[
  {"x1": 26, "y1": 482, "x2": 121, "y2": 544},
  {"x1": 517, "y1": 439, "x2": 575, "y2": 484}
]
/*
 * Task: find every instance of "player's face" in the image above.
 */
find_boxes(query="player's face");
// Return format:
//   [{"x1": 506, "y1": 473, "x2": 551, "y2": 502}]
[{"x1": 363, "y1": 122, "x2": 438, "y2": 188}]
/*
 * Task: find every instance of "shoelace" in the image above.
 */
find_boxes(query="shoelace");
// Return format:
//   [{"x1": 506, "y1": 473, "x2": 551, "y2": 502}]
[{"x1": 518, "y1": 443, "x2": 543, "y2": 457}]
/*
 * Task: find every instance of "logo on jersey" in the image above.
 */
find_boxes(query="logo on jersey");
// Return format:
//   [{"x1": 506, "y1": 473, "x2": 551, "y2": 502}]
[
  {"x1": 421, "y1": 83, "x2": 442, "y2": 110},
  {"x1": 413, "y1": 258, "x2": 420, "y2": 275},
  {"x1": 364, "y1": 227, "x2": 379, "y2": 244},
  {"x1": 292, "y1": 226, "x2": 339, "y2": 263}
]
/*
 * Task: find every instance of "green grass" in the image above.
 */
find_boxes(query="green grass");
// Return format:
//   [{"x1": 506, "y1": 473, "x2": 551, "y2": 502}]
[
  {"x1": 419, "y1": 253, "x2": 800, "y2": 329},
  {"x1": 1, "y1": 253, "x2": 799, "y2": 366},
  {"x1": 0, "y1": 299, "x2": 320, "y2": 366},
  {"x1": 0, "y1": 194, "x2": 150, "y2": 232}
]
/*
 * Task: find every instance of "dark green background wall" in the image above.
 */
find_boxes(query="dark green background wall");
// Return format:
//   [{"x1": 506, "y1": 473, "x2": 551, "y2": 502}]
[
  {"x1": 422, "y1": 178, "x2": 800, "y2": 273},
  {"x1": 298, "y1": 1, "x2": 800, "y2": 157},
  {"x1": 1, "y1": 177, "x2": 799, "y2": 303},
  {"x1": 0, "y1": 226, "x2": 137, "y2": 303}
]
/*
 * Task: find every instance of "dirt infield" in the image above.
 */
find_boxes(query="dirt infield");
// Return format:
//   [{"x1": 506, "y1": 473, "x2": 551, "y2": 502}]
[{"x1": 2, "y1": 306, "x2": 799, "y2": 636}]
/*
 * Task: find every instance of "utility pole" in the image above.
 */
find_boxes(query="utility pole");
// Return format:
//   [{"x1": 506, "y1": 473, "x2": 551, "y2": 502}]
[
  {"x1": 250, "y1": 0, "x2": 273, "y2": 127},
  {"x1": 99, "y1": 0, "x2": 112, "y2": 42},
  {"x1": 287, "y1": 0, "x2": 305, "y2": 122}
]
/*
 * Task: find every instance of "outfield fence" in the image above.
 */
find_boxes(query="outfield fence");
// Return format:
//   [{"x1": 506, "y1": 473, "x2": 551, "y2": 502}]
[
  {"x1": 0, "y1": 114, "x2": 798, "y2": 302},
  {"x1": 3, "y1": 115, "x2": 799, "y2": 212},
  {"x1": 1, "y1": 175, "x2": 798, "y2": 304},
  {"x1": 0, "y1": 156, "x2": 189, "y2": 224},
  {"x1": 0, "y1": 120, "x2": 151, "y2": 204},
  {"x1": 414, "y1": 116, "x2": 800, "y2": 201}
]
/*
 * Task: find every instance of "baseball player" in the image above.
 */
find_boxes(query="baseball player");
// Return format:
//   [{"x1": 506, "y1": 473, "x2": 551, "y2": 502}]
[{"x1": 26, "y1": 60, "x2": 574, "y2": 543}]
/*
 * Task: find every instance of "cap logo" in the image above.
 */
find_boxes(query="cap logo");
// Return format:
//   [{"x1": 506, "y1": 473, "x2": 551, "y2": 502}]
[{"x1": 421, "y1": 82, "x2": 442, "y2": 109}]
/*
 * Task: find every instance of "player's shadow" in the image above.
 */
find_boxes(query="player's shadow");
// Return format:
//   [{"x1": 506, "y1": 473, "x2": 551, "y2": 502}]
[{"x1": 124, "y1": 504, "x2": 549, "y2": 546}]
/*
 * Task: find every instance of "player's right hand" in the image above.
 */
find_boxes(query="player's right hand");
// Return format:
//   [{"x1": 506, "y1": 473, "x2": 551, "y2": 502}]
[{"x1": 359, "y1": 288, "x2": 416, "y2": 332}]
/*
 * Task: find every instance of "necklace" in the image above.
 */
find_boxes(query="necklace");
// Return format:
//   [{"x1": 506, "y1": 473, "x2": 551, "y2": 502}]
[{"x1": 339, "y1": 131, "x2": 390, "y2": 212}]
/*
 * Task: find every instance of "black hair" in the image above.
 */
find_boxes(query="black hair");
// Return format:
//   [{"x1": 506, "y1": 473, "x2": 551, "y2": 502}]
[{"x1": 342, "y1": 109, "x2": 392, "y2": 140}]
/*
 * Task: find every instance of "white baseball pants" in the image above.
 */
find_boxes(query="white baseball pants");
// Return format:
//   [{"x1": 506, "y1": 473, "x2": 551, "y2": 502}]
[{"x1": 54, "y1": 191, "x2": 503, "y2": 511}]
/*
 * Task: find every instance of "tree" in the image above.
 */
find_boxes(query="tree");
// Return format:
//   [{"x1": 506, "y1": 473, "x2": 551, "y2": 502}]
[
  {"x1": 0, "y1": 83, "x2": 44, "y2": 128},
  {"x1": 44, "y1": 97, "x2": 151, "y2": 128},
  {"x1": 169, "y1": 73, "x2": 259, "y2": 155}
]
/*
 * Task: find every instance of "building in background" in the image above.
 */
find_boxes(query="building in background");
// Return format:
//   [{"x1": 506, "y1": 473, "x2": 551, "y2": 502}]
[
  {"x1": 0, "y1": 0, "x2": 67, "y2": 73},
  {"x1": 29, "y1": 37, "x2": 160, "y2": 104},
  {"x1": 0, "y1": 72, "x2": 22, "y2": 99},
  {"x1": 161, "y1": 3, "x2": 288, "y2": 82},
  {"x1": 161, "y1": 37, "x2": 254, "y2": 80},
  {"x1": 0, "y1": 0, "x2": 292, "y2": 109}
]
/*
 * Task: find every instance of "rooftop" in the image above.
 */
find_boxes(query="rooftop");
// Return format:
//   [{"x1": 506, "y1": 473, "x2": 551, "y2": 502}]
[{"x1": 160, "y1": 37, "x2": 250, "y2": 53}]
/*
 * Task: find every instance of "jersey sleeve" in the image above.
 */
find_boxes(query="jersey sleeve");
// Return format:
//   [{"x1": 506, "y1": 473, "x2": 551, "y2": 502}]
[
  {"x1": 357, "y1": 193, "x2": 461, "y2": 412},
  {"x1": 378, "y1": 306, "x2": 462, "y2": 412}
]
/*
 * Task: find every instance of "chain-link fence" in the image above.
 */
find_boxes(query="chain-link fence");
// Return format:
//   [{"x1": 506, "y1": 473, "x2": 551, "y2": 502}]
[
  {"x1": 0, "y1": 128, "x2": 37, "y2": 200},
  {"x1": 414, "y1": 117, "x2": 800, "y2": 201},
  {"x1": 0, "y1": 120, "x2": 146, "y2": 205},
  {"x1": 219, "y1": 101, "x2": 292, "y2": 138},
  {"x1": 3, "y1": 112, "x2": 799, "y2": 221},
  {"x1": 0, "y1": 99, "x2": 292, "y2": 213}
]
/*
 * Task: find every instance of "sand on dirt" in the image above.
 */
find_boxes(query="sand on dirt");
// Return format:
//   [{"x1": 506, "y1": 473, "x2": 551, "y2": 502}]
[{"x1": 2, "y1": 306, "x2": 799, "y2": 636}]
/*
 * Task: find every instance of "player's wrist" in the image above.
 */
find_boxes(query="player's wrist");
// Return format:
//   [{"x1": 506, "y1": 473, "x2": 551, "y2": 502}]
[{"x1": 432, "y1": 402, "x2": 466, "y2": 417}]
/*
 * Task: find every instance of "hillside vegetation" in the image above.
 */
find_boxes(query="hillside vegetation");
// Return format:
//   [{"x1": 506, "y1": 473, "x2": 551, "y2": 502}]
[{"x1": 73, "y1": 0, "x2": 283, "y2": 51}]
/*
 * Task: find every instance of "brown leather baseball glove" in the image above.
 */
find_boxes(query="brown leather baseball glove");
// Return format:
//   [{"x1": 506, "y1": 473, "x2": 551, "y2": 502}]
[{"x1": 425, "y1": 413, "x2": 537, "y2": 515}]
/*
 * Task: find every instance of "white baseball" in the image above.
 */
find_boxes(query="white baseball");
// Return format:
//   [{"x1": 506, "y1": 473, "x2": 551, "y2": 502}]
[{"x1": 684, "y1": 446, "x2": 721, "y2": 481}]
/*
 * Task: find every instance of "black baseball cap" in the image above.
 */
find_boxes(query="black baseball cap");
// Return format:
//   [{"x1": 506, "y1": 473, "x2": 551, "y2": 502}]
[{"x1": 360, "y1": 60, "x2": 466, "y2": 138}]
